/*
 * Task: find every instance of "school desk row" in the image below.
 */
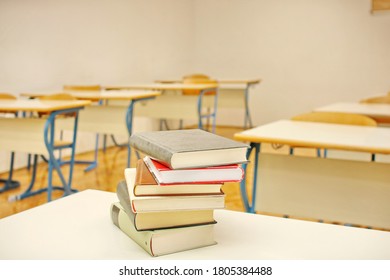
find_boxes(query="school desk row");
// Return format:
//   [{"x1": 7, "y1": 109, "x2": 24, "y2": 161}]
[
  {"x1": 18, "y1": 79, "x2": 260, "y2": 168},
  {"x1": 1, "y1": 101, "x2": 390, "y2": 259},
  {"x1": 234, "y1": 100, "x2": 390, "y2": 230},
  {"x1": 0, "y1": 79, "x2": 259, "y2": 201}
]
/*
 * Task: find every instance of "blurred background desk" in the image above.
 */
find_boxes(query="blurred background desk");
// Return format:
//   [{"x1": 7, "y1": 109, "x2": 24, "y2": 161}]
[
  {"x1": 21, "y1": 90, "x2": 160, "y2": 170},
  {"x1": 155, "y1": 78, "x2": 261, "y2": 128},
  {"x1": 105, "y1": 83, "x2": 219, "y2": 132},
  {"x1": 0, "y1": 99, "x2": 90, "y2": 201},
  {"x1": 234, "y1": 120, "x2": 390, "y2": 229}
]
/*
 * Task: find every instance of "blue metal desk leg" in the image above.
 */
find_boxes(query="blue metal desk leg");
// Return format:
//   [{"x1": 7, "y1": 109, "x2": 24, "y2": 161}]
[
  {"x1": 243, "y1": 85, "x2": 254, "y2": 129},
  {"x1": 8, "y1": 155, "x2": 39, "y2": 201},
  {"x1": 76, "y1": 100, "x2": 102, "y2": 172},
  {"x1": 82, "y1": 134, "x2": 99, "y2": 172},
  {"x1": 240, "y1": 142, "x2": 261, "y2": 213},
  {"x1": 125, "y1": 97, "x2": 156, "y2": 167},
  {"x1": 44, "y1": 109, "x2": 80, "y2": 201},
  {"x1": 0, "y1": 152, "x2": 20, "y2": 193},
  {"x1": 59, "y1": 133, "x2": 98, "y2": 172},
  {"x1": 9, "y1": 108, "x2": 82, "y2": 202},
  {"x1": 197, "y1": 88, "x2": 219, "y2": 133}
]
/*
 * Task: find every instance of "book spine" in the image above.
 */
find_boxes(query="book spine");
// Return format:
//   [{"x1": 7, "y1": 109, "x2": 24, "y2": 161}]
[
  {"x1": 129, "y1": 134, "x2": 174, "y2": 168},
  {"x1": 110, "y1": 203, "x2": 154, "y2": 256}
]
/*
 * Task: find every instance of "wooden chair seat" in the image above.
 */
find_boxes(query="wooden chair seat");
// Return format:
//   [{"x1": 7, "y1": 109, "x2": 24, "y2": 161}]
[
  {"x1": 290, "y1": 112, "x2": 377, "y2": 157},
  {"x1": 360, "y1": 95, "x2": 390, "y2": 104},
  {"x1": 181, "y1": 75, "x2": 218, "y2": 96},
  {"x1": 63, "y1": 85, "x2": 101, "y2": 91}
]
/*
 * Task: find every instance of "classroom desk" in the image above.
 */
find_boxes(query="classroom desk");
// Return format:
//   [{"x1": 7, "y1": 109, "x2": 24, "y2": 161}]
[
  {"x1": 314, "y1": 102, "x2": 390, "y2": 125},
  {"x1": 0, "y1": 99, "x2": 91, "y2": 201},
  {"x1": 21, "y1": 90, "x2": 161, "y2": 171},
  {"x1": 0, "y1": 189, "x2": 389, "y2": 260},
  {"x1": 234, "y1": 120, "x2": 390, "y2": 229},
  {"x1": 104, "y1": 83, "x2": 219, "y2": 132},
  {"x1": 154, "y1": 79, "x2": 261, "y2": 128}
]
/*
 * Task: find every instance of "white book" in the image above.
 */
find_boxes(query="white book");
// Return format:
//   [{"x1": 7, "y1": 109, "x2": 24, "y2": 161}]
[{"x1": 124, "y1": 168, "x2": 225, "y2": 212}]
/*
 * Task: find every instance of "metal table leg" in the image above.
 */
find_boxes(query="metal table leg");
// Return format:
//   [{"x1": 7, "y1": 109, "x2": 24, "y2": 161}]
[
  {"x1": 8, "y1": 107, "x2": 83, "y2": 202},
  {"x1": 0, "y1": 152, "x2": 20, "y2": 193},
  {"x1": 240, "y1": 142, "x2": 261, "y2": 213},
  {"x1": 243, "y1": 84, "x2": 254, "y2": 129},
  {"x1": 197, "y1": 87, "x2": 219, "y2": 133}
]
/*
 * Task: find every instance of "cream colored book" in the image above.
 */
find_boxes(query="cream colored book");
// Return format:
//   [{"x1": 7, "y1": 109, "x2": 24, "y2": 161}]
[
  {"x1": 110, "y1": 202, "x2": 217, "y2": 257},
  {"x1": 117, "y1": 180, "x2": 216, "y2": 231},
  {"x1": 123, "y1": 168, "x2": 225, "y2": 212}
]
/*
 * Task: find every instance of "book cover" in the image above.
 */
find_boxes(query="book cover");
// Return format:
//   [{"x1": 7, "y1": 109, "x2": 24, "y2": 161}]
[
  {"x1": 129, "y1": 129, "x2": 249, "y2": 169},
  {"x1": 124, "y1": 168, "x2": 225, "y2": 212},
  {"x1": 117, "y1": 180, "x2": 216, "y2": 231},
  {"x1": 111, "y1": 202, "x2": 217, "y2": 257},
  {"x1": 131, "y1": 160, "x2": 222, "y2": 196},
  {"x1": 143, "y1": 156, "x2": 244, "y2": 185}
]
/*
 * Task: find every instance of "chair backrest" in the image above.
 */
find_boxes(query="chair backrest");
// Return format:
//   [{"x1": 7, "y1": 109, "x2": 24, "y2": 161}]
[
  {"x1": 37, "y1": 93, "x2": 77, "y2": 117},
  {"x1": 63, "y1": 85, "x2": 101, "y2": 91},
  {"x1": 181, "y1": 76, "x2": 218, "y2": 96},
  {"x1": 0, "y1": 93, "x2": 17, "y2": 100},
  {"x1": 360, "y1": 95, "x2": 390, "y2": 104},
  {"x1": 38, "y1": 93, "x2": 76, "y2": 101},
  {"x1": 0, "y1": 93, "x2": 17, "y2": 114},
  {"x1": 291, "y1": 112, "x2": 377, "y2": 127},
  {"x1": 182, "y1": 73, "x2": 210, "y2": 80}
]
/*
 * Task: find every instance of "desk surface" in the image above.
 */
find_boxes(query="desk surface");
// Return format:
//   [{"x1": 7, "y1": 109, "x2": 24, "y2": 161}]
[
  {"x1": 104, "y1": 83, "x2": 218, "y2": 91},
  {"x1": 314, "y1": 102, "x2": 390, "y2": 123},
  {"x1": 21, "y1": 90, "x2": 161, "y2": 102},
  {"x1": 0, "y1": 99, "x2": 91, "y2": 113},
  {"x1": 0, "y1": 189, "x2": 389, "y2": 260},
  {"x1": 234, "y1": 119, "x2": 390, "y2": 154},
  {"x1": 155, "y1": 79, "x2": 261, "y2": 85}
]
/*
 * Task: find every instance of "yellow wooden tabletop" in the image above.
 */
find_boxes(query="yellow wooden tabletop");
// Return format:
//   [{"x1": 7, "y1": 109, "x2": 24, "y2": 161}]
[
  {"x1": 314, "y1": 102, "x2": 390, "y2": 123},
  {"x1": 21, "y1": 90, "x2": 161, "y2": 101},
  {"x1": 155, "y1": 79, "x2": 261, "y2": 85},
  {"x1": 0, "y1": 99, "x2": 91, "y2": 113},
  {"x1": 234, "y1": 119, "x2": 390, "y2": 154},
  {"x1": 104, "y1": 83, "x2": 218, "y2": 91}
]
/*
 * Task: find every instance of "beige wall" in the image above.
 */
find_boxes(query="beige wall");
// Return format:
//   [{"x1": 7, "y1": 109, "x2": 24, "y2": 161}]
[
  {"x1": 0, "y1": 0, "x2": 194, "y2": 172},
  {"x1": 0, "y1": 0, "x2": 194, "y2": 92},
  {"x1": 192, "y1": 0, "x2": 390, "y2": 125}
]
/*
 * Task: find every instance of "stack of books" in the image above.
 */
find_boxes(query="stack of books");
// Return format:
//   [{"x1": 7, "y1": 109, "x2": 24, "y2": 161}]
[{"x1": 110, "y1": 129, "x2": 248, "y2": 257}]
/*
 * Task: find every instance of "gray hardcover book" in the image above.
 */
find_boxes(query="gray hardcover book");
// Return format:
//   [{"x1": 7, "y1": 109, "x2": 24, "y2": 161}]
[{"x1": 129, "y1": 129, "x2": 249, "y2": 169}]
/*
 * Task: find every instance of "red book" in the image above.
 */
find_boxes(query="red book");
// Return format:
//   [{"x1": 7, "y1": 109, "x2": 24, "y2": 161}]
[{"x1": 143, "y1": 156, "x2": 244, "y2": 185}]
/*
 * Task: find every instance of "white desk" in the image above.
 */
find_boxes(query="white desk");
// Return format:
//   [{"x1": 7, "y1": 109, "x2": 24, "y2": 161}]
[
  {"x1": 314, "y1": 102, "x2": 390, "y2": 125},
  {"x1": 0, "y1": 190, "x2": 389, "y2": 259},
  {"x1": 234, "y1": 120, "x2": 390, "y2": 228}
]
